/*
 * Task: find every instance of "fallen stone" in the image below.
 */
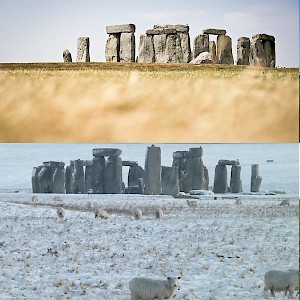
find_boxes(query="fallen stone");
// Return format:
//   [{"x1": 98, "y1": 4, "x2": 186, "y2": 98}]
[
  {"x1": 203, "y1": 28, "x2": 226, "y2": 35},
  {"x1": 120, "y1": 32, "x2": 135, "y2": 62},
  {"x1": 63, "y1": 49, "x2": 72, "y2": 62},
  {"x1": 106, "y1": 24, "x2": 135, "y2": 34},
  {"x1": 105, "y1": 34, "x2": 120, "y2": 62},
  {"x1": 76, "y1": 37, "x2": 90, "y2": 62},
  {"x1": 93, "y1": 148, "x2": 122, "y2": 157},
  {"x1": 189, "y1": 52, "x2": 217, "y2": 64}
]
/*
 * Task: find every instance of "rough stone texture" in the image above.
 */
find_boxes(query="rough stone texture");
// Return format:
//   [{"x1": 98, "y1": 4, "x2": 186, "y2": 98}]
[
  {"x1": 165, "y1": 34, "x2": 182, "y2": 63},
  {"x1": 146, "y1": 29, "x2": 176, "y2": 35},
  {"x1": 52, "y1": 166, "x2": 65, "y2": 194},
  {"x1": 237, "y1": 37, "x2": 250, "y2": 65},
  {"x1": 93, "y1": 148, "x2": 122, "y2": 157},
  {"x1": 213, "y1": 164, "x2": 228, "y2": 193},
  {"x1": 91, "y1": 156, "x2": 105, "y2": 194},
  {"x1": 137, "y1": 34, "x2": 155, "y2": 63},
  {"x1": 120, "y1": 32, "x2": 135, "y2": 62},
  {"x1": 144, "y1": 145, "x2": 161, "y2": 195},
  {"x1": 153, "y1": 34, "x2": 167, "y2": 63},
  {"x1": 190, "y1": 52, "x2": 216, "y2": 64},
  {"x1": 209, "y1": 41, "x2": 217, "y2": 63},
  {"x1": 37, "y1": 165, "x2": 53, "y2": 193},
  {"x1": 161, "y1": 166, "x2": 179, "y2": 197},
  {"x1": 193, "y1": 34, "x2": 209, "y2": 59},
  {"x1": 154, "y1": 24, "x2": 189, "y2": 33},
  {"x1": 65, "y1": 162, "x2": 73, "y2": 194},
  {"x1": 128, "y1": 165, "x2": 144, "y2": 188},
  {"x1": 72, "y1": 160, "x2": 84, "y2": 194},
  {"x1": 218, "y1": 159, "x2": 240, "y2": 166},
  {"x1": 217, "y1": 35, "x2": 234, "y2": 65},
  {"x1": 85, "y1": 165, "x2": 93, "y2": 193},
  {"x1": 178, "y1": 32, "x2": 192, "y2": 63},
  {"x1": 251, "y1": 164, "x2": 262, "y2": 192},
  {"x1": 63, "y1": 49, "x2": 72, "y2": 62},
  {"x1": 104, "y1": 156, "x2": 123, "y2": 194},
  {"x1": 188, "y1": 147, "x2": 203, "y2": 157},
  {"x1": 230, "y1": 165, "x2": 242, "y2": 193},
  {"x1": 105, "y1": 34, "x2": 120, "y2": 62},
  {"x1": 203, "y1": 28, "x2": 226, "y2": 35},
  {"x1": 252, "y1": 34, "x2": 275, "y2": 42},
  {"x1": 32, "y1": 167, "x2": 42, "y2": 193},
  {"x1": 122, "y1": 161, "x2": 138, "y2": 167},
  {"x1": 76, "y1": 37, "x2": 90, "y2": 62},
  {"x1": 203, "y1": 166, "x2": 209, "y2": 190},
  {"x1": 106, "y1": 24, "x2": 135, "y2": 34}
]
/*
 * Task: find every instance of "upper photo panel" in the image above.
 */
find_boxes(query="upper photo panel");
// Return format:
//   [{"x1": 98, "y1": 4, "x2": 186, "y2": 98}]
[{"x1": 0, "y1": 0, "x2": 298, "y2": 142}]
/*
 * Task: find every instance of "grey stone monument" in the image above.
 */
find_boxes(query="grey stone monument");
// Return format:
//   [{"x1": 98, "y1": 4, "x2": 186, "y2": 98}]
[
  {"x1": 63, "y1": 49, "x2": 72, "y2": 62},
  {"x1": 217, "y1": 35, "x2": 234, "y2": 65},
  {"x1": 161, "y1": 166, "x2": 179, "y2": 197},
  {"x1": 193, "y1": 34, "x2": 209, "y2": 59},
  {"x1": 72, "y1": 159, "x2": 85, "y2": 194},
  {"x1": 251, "y1": 164, "x2": 262, "y2": 192},
  {"x1": 65, "y1": 161, "x2": 74, "y2": 194},
  {"x1": 213, "y1": 164, "x2": 228, "y2": 193},
  {"x1": 230, "y1": 165, "x2": 242, "y2": 193},
  {"x1": 137, "y1": 35, "x2": 155, "y2": 63},
  {"x1": 104, "y1": 156, "x2": 123, "y2": 194},
  {"x1": 77, "y1": 37, "x2": 90, "y2": 62},
  {"x1": 91, "y1": 156, "x2": 105, "y2": 194},
  {"x1": 237, "y1": 37, "x2": 250, "y2": 65},
  {"x1": 32, "y1": 166, "x2": 42, "y2": 193},
  {"x1": 83, "y1": 160, "x2": 93, "y2": 193},
  {"x1": 52, "y1": 162, "x2": 65, "y2": 194}
]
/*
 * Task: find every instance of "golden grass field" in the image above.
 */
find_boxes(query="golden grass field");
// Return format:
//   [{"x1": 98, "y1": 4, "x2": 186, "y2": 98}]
[{"x1": 0, "y1": 63, "x2": 298, "y2": 142}]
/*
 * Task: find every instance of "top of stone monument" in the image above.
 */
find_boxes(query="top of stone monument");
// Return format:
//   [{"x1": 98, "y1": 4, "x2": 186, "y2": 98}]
[
  {"x1": 106, "y1": 24, "x2": 136, "y2": 34},
  {"x1": 202, "y1": 28, "x2": 226, "y2": 35}
]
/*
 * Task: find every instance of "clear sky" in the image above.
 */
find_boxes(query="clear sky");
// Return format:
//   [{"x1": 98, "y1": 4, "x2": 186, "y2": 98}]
[{"x1": 0, "y1": 0, "x2": 298, "y2": 67}]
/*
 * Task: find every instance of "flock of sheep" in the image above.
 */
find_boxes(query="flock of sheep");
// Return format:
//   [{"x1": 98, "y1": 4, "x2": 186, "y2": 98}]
[{"x1": 32, "y1": 195, "x2": 298, "y2": 299}]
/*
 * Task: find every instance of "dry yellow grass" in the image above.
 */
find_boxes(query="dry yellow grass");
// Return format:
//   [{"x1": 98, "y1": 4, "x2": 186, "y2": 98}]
[{"x1": 0, "y1": 63, "x2": 298, "y2": 142}]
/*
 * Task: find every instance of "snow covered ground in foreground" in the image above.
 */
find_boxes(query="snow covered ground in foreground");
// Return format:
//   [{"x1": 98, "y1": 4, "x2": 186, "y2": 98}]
[{"x1": 0, "y1": 193, "x2": 298, "y2": 300}]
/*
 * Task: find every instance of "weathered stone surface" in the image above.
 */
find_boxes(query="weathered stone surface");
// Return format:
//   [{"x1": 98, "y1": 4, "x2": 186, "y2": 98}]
[
  {"x1": 251, "y1": 164, "x2": 262, "y2": 192},
  {"x1": 190, "y1": 52, "x2": 217, "y2": 64},
  {"x1": 165, "y1": 34, "x2": 182, "y2": 63},
  {"x1": 122, "y1": 161, "x2": 138, "y2": 167},
  {"x1": 237, "y1": 37, "x2": 250, "y2": 65},
  {"x1": 137, "y1": 34, "x2": 155, "y2": 63},
  {"x1": 52, "y1": 166, "x2": 65, "y2": 194},
  {"x1": 218, "y1": 159, "x2": 240, "y2": 166},
  {"x1": 65, "y1": 162, "x2": 73, "y2": 194},
  {"x1": 193, "y1": 34, "x2": 209, "y2": 59},
  {"x1": 146, "y1": 29, "x2": 177, "y2": 35},
  {"x1": 172, "y1": 151, "x2": 186, "y2": 159},
  {"x1": 178, "y1": 32, "x2": 191, "y2": 63},
  {"x1": 188, "y1": 147, "x2": 203, "y2": 157},
  {"x1": 106, "y1": 24, "x2": 135, "y2": 34},
  {"x1": 63, "y1": 49, "x2": 72, "y2": 62},
  {"x1": 72, "y1": 159, "x2": 85, "y2": 194},
  {"x1": 85, "y1": 165, "x2": 93, "y2": 193},
  {"x1": 144, "y1": 145, "x2": 161, "y2": 195},
  {"x1": 217, "y1": 35, "x2": 234, "y2": 65},
  {"x1": 161, "y1": 166, "x2": 179, "y2": 197},
  {"x1": 32, "y1": 166, "x2": 42, "y2": 193},
  {"x1": 76, "y1": 37, "x2": 90, "y2": 62},
  {"x1": 213, "y1": 164, "x2": 228, "y2": 193},
  {"x1": 120, "y1": 32, "x2": 135, "y2": 62},
  {"x1": 38, "y1": 166, "x2": 53, "y2": 193},
  {"x1": 154, "y1": 24, "x2": 189, "y2": 33},
  {"x1": 209, "y1": 41, "x2": 217, "y2": 62},
  {"x1": 230, "y1": 165, "x2": 242, "y2": 193},
  {"x1": 105, "y1": 34, "x2": 120, "y2": 62},
  {"x1": 91, "y1": 156, "x2": 105, "y2": 194},
  {"x1": 203, "y1": 166, "x2": 209, "y2": 190},
  {"x1": 104, "y1": 156, "x2": 122, "y2": 194},
  {"x1": 128, "y1": 165, "x2": 144, "y2": 188},
  {"x1": 203, "y1": 28, "x2": 226, "y2": 35},
  {"x1": 93, "y1": 148, "x2": 122, "y2": 157},
  {"x1": 252, "y1": 34, "x2": 275, "y2": 42},
  {"x1": 81, "y1": 160, "x2": 92, "y2": 167},
  {"x1": 153, "y1": 34, "x2": 167, "y2": 63},
  {"x1": 43, "y1": 161, "x2": 64, "y2": 168}
]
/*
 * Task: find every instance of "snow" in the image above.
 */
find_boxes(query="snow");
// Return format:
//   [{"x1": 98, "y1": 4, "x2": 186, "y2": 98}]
[{"x1": 0, "y1": 193, "x2": 298, "y2": 299}]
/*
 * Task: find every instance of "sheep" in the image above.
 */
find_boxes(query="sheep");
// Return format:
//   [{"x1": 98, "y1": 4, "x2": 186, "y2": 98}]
[
  {"x1": 264, "y1": 269, "x2": 299, "y2": 299},
  {"x1": 155, "y1": 208, "x2": 164, "y2": 219},
  {"x1": 129, "y1": 276, "x2": 181, "y2": 300},
  {"x1": 280, "y1": 199, "x2": 291, "y2": 206},
  {"x1": 95, "y1": 208, "x2": 109, "y2": 219},
  {"x1": 56, "y1": 207, "x2": 65, "y2": 219},
  {"x1": 186, "y1": 199, "x2": 197, "y2": 207},
  {"x1": 235, "y1": 198, "x2": 243, "y2": 205},
  {"x1": 134, "y1": 208, "x2": 143, "y2": 220},
  {"x1": 31, "y1": 195, "x2": 38, "y2": 204}
]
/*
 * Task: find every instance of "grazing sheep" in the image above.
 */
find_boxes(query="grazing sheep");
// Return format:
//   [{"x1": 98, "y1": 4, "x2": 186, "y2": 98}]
[
  {"x1": 280, "y1": 199, "x2": 291, "y2": 206},
  {"x1": 129, "y1": 276, "x2": 181, "y2": 300},
  {"x1": 187, "y1": 199, "x2": 197, "y2": 207},
  {"x1": 31, "y1": 195, "x2": 38, "y2": 204},
  {"x1": 264, "y1": 269, "x2": 299, "y2": 299},
  {"x1": 134, "y1": 208, "x2": 143, "y2": 220},
  {"x1": 56, "y1": 207, "x2": 65, "y2": 219},
  {"x1": 235, "y1": 198, "x2": 243, "y2": 205},
  {"x1": 53, "y1": 196, "x2": 63, "y2": 205},
  {"x1": 155, "y1": 208, "x2": 164, "y2": 219},
  {"x1": 95, "y1": 208, "x2": 109, "y2": 219}
]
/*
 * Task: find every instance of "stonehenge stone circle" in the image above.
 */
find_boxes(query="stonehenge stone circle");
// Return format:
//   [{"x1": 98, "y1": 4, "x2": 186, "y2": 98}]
[
  {"x1": 105, "y1": 24, "x2": 136, "y2": 62},
  {"x1": 237, "y1": 37, "x2": 250, "y2": 65},
  {"x1": 63, "y1": 49, "x2": 72, "y2": 62},
  {"x1": 251, "y1": 164, "x2": 262, "y2": 192},
  {"x1": 76, "y1": 37, "x2": 90, "y2": 62}
]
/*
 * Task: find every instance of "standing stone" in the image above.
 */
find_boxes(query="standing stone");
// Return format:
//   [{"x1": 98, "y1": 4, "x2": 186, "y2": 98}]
[
  {"x1": 165, "y1": 34, "x2": 182, "y2": 63},
  {"x1": 209, "y1": 41, "x2": 217, "y2": 62},
  {"x1": 137, "y1": 34, "x2": 155, "y2": 63},
  {"x1": 77, "y1": 37, "x2": 90, "y2": 62},
  {"x1": 52, "y1": 163, "x2": 65, "y2": 194},
  {"x1": 128, "y1": 165, "x2": 144, "y2": 187},
  {"x1": 91, "y1": 156, "x2": 105, "y2": 194},
  {"x1": 217, "y1": 35, "x2": 234, "y2": 65},
  {"x1": 161, "y1": 166, "x2": 179, "y2": 197},
  {"x1": 153, "y1": 34, "x2": 167, "y2": 63},
  {"x1": 105, "y1": 34, "x2": 120, "y2": 62},
  {"x1": 63, "y1": 49, "x2": 72, "y2": 62},
  {"x1": 178, "y1": 32, "x2": 191, "y2": 63},
  {"x1": 72, "y1": 160, "x2": 85, "y2": 194},
  {"x1": 230, "y1": 165, "x2": 242, "y2": 193},
  {"x1": 144, "y1": 145, "x2": 161, "y2": 195},
  {"x1": 203, "y1": 166, "x2": 209, "y2": 190},
  {"x1": 237, "y1": 37, "x2": 250, "y2": 65},
  {"x1": 32, "y1": 166, "x2": 42, "y2": 193},
  {"x1": 213, "y1": 164, "x2": 228, "y2": 193},
  {"x1": 65, "y1": 161, "x2": 74, "y2": 194},
  {"x1": 37, "y1": 163, "x2": 53, "y2": 193},
  {"x1": 120, "y1": 32, "x2": 135, "y2": 62},
  {"x1": 104, "y1": 156, "x2": 122, "y2": 194},
  {"x1": 193, "y1": 34, "x2": 209, "y2": 59},
  {"x1": 85, "y1": 164, "x2": 93, "y2": 193},
  {"x1": 251, "y1": 164, "x2": 262, "y2": 192}
]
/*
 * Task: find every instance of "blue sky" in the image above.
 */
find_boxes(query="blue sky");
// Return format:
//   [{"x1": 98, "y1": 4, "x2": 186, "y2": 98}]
[{"x1": 0, "y1": 0, "x2": 298, "y2": 66}]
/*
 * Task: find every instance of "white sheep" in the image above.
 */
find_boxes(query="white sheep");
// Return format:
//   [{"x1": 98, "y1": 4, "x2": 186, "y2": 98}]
[
  {"x1": 264, "y1": 269, "x2": 299, "y2": 299},
  {"x1": 235, "y1": 198, "x2": 243, "y2": 205},
  {"x1": 129, "y1": 276, "x2": 181, "y2": 300},
  {"x1": 56, "y1": 207, "x2": 65, "y2": 219},
  {"x1": 31, "y1": 195, "x2": 38, "y2": 204},
  {"x1": 186, "y1": 199, "x2": 197, "y2": 207},
  {"x1": 95, "y1": 208, "x2": 109, "y2": 219},
  {"x1": 155, "y1": 208, "x2": 164, "y2": 219},
  {"x1": 134, "y1": 208, "x2": 143, "y2": 220},
  {"x1": 280, "y1": 199, "x2": 291, "y2": 206}
]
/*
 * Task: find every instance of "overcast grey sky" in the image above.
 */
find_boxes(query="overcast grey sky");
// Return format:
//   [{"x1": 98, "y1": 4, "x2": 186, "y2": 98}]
[{"x1": 0, "y1": 0, "x2": 298, "y2": 66}]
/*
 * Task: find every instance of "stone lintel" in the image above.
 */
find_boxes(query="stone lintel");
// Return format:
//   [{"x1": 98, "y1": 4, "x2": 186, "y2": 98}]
[
  {"x1": 106, "y1": 24, "x2": 136, "y2": 34},
  {"x1": 153, "y1": 24, "x2": 189, "y2": 33},
  {"x1": 202, "y1": 28, "x2": 226, "y2": 35},
  {"x1": 252, "y1": 34, "x2": 275, "y2": 42}
]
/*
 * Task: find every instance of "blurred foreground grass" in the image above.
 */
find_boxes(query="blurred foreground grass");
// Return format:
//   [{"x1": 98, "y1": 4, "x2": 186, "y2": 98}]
[{"x1": 0, "y1": 63, "x2": 298, "y2": 142}]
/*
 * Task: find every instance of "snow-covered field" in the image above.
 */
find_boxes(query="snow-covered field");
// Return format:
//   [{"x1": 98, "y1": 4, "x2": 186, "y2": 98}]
[{"x1": 0, "y1": 193, "x2": 298, "y2": 299}]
